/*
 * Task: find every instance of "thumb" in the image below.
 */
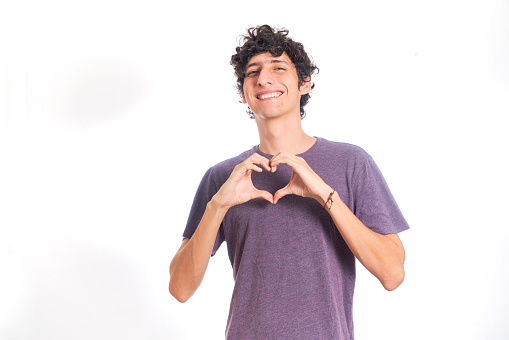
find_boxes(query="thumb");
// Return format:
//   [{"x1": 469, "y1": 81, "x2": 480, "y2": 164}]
[
  {"x1": 273, "y1": 186, "x2": 292, "y2": 204},
  {"x1": 254, "y1": 189, "x2": 274, "y2": 204}
]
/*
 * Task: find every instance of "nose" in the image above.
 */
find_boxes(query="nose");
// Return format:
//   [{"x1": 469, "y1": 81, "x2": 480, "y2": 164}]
[{"x1": 257, "y1": 67, "x2": 274, "y2": 86}]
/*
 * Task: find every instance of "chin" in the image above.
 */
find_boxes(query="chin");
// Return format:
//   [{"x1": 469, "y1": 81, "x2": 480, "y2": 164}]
[
  {"x1": 251, "y1": 107, "x2": 284, "y2": 118},
  {"x1": 254, "y1": 111, "x2": 284, "y2": 120}
]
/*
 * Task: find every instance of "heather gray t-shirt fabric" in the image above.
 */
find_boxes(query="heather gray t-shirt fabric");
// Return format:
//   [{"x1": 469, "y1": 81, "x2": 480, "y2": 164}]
[{"x1": 183, "y1": 137, "x2": 409, "y2": 340}]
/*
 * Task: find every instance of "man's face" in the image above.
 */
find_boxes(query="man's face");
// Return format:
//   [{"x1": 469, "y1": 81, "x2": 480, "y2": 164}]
[{"x1": 242, "y1": 52, "x2": 310, "y2": 120}]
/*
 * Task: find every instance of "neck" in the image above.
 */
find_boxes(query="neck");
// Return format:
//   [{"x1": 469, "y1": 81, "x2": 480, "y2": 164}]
[{"x1": 255, "y1": 113, "x2": 316, "y2": 156}]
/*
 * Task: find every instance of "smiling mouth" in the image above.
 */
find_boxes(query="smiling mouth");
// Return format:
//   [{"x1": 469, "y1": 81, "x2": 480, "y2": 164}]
[{"x1": 257, "y1": 92, "x2": 283, "y2": 100}]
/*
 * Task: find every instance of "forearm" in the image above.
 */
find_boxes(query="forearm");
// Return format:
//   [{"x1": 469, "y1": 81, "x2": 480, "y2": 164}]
[
  {"x1": 266, "y1": 151, "x2": 405, "y2": 290},
  {"x1": 322, "y1": 190, "x2": 405, "y2": 291},
  {"x1": 169, "y1": 154, "x2": 274, "y2": 302},
  {"x1": 169, "y1": 199, "x2": 228, "y2": 302}
]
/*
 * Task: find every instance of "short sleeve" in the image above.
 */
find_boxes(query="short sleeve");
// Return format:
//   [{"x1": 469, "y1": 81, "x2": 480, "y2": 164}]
[
  {"x1": 352, "y1": 152, "x2": 410, "y2": 235},
  {"x1": 182, "y1": 168, "x2": 225, "y2": 256}
]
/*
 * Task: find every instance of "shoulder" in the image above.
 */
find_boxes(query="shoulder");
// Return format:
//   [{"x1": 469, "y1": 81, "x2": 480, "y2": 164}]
[
  {"x1": 313, "y1": 137, "x2": 370, "y2": 163},
  {"x1": 206, "y1": 147, "x2": 257, "y2": 183}
]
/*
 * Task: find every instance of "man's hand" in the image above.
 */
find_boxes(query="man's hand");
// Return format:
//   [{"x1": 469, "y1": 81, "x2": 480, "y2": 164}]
[
  {"x1": 213, "y1": 153, "x2": 274, "y2": 208},
  {"x1": 270, "y1": 151, "x2": 331, "y2": 205},
  {"x1": 270, "y1": 151, "x2": 405, "y2": 290}
]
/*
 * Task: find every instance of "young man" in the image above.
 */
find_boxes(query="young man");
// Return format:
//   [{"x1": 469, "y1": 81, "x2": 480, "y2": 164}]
[{"x1": 169, "y1": 25, "x2": 409, "y2": 339}]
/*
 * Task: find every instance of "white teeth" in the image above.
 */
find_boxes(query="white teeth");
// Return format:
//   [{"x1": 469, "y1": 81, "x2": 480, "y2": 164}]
[{"x1": 259, "y1": 92, "x2": 281, "y2": 100}]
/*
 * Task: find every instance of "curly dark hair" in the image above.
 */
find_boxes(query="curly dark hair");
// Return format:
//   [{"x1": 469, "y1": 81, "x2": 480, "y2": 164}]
[{"x1": 230, "y1": 25, "x2": 319, "y2": 119}]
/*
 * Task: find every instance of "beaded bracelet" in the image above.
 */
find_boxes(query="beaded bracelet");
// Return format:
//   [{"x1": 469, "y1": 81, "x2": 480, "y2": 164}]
[{"x1": 323, "y1": 189, "x2": 335, "y2": 210}]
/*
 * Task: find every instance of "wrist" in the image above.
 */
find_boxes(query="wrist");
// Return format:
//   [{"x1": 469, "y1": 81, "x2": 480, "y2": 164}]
[
  {"x1": 209, "y1": 195, "x2": 231, "y2": 213},
  {"x1": 315, "y1": 184, "x2": 334, "y2": 206}
]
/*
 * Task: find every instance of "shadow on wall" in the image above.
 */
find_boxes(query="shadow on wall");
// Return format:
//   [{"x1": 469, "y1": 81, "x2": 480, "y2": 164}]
[
  {"x1": 47, "y1": 58, "x2": 147, "y2": 128},
  {"x1": 8, "y1": 239, "x2": 171, "y2": 339}
]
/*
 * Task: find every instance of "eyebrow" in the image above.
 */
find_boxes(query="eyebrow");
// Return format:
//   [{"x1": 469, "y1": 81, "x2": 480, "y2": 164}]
[{"x1": 245, "y1": 59, "x2": 290, "y2": 70}]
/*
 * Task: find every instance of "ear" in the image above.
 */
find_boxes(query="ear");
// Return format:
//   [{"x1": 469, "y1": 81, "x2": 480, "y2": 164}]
[
  {"x1": 241, "y1": 93, "x2": 247, "y2": 104},
  {"x1": 299, "y1": 76, "x2": 312, "y2": 96}
]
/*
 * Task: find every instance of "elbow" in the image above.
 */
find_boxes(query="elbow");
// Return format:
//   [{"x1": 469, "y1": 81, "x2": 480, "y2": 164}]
[
  {"x1": 169, "y1": 281, "x2": 192, "y2": 303},
  {"x1": 382, "y1": 267, "x2": 405, "y2": 291},
  {"x1": 382, "y1": 239, "x2": 406, "y2": 291}
]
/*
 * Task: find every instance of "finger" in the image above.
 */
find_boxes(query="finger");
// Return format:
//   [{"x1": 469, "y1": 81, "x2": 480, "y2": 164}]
[
  {"x1": 269, "y1": 154, "x2": 283, "y2": 171},
  {"x1": 268, "y1": 159, "x2": 277, "y2": 173},
  {"x1": 241, "y1": 159, "x2": 265, "y2": 173},
  {"x1": 270, "y1": 152, "x2": 297, "y2": 168},
  {"x1": 247, "y1": 164, "x2": 263, "y2": 172},
  {"x1": 273, "y1": 185, "x2": 292, "y2": 204},
  {"x1": 249, "y1": 153, "x2": 272, "y2": 172},
  {"x1": 254, "y1": 189, "x2": 274, "y2": 204}
]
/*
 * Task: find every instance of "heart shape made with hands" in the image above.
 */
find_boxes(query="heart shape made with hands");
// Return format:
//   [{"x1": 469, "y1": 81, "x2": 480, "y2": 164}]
[
  {"x1": 250, "y1": 163, "x2": 293, "y2": 203},
  {"x1": 228, "y1": 150, "x2": 325, "y2": 207}
]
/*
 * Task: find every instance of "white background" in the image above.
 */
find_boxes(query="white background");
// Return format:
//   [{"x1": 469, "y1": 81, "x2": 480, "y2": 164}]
[{"x1": 1, "y1": 0, "x2": 508, "y2": 339}]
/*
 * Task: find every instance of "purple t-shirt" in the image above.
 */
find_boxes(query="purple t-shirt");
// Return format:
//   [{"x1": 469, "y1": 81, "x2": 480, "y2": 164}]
[{"x1": 183, "y1": 138, "x2": 409, "y2": 340}]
